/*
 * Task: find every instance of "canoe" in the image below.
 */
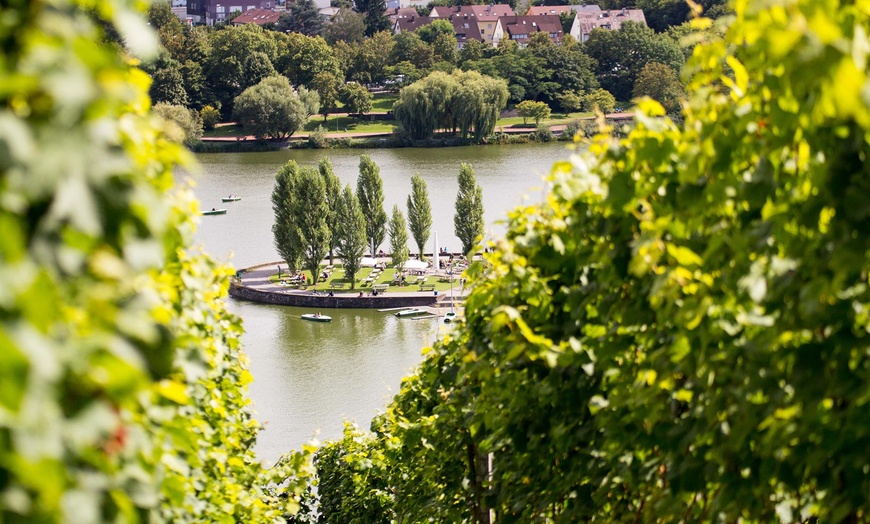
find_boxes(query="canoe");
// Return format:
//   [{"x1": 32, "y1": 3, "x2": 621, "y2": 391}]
[
  {"x1": 395, "y1": 308, "x2": 427, "y2": 318},
  {"x1": 301, "y1": 313, "x2": 332, "y2": 323},
  {"x1": 221, "y1": 196, "x2": 242, "y2": 202},
  {"x1": 202, "y1": 208, "x2": 227, "y2": 215}
]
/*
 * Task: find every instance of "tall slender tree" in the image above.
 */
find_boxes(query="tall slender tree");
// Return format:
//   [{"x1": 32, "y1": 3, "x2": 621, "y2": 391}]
[
  {"x1": 272, "y1": 160, "x2": 302, "y2": 272},
  {"x1": 356, "y1": 155, "x2": 387, "y2": 257},
  {"x1": 406, "y1": 174, "x2": 432, "y2": 260},
  {"x1": 335, "y1": 185, "x2": 368, "y2": 289},
  {"x1": 388, "y1": 205, "x2": 409, "y2": 273},
  {"x1": 319, "y1": 158, "x2": 343, "y2": 265},
  {"x1": 454, "y1": 163, "x2": 484, "y2": 256},
  {"x1": 293, "y1": 167, "x2": 331, "y2": 285}
]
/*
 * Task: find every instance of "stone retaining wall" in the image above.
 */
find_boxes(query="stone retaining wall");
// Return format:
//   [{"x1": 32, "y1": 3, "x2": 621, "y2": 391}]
[{"x1": 229, "y1": 282, "x2": 440, "y2": 309}]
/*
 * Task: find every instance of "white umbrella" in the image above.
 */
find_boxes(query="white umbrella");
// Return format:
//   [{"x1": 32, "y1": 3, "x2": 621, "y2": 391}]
[{"x1": 404, "y1": 259, "x2": 428, "y2": 270}]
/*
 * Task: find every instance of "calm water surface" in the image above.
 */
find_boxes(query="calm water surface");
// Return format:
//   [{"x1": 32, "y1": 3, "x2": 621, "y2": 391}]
[{"x1": 186, "y1": 142, "x2": 575, "y2": 463}]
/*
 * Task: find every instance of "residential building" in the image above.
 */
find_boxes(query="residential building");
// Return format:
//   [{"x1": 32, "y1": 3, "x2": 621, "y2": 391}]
[
  {"x1": 386, "y1": 7, "x2": 421, "y2": 24},
  {"x1": 525, "y1": 4, "x2": 600, "y2": 16},
  {"x1": 429, "y1": 4, "x2": 514, "y2": 46},
  {"x1": 231, "y1": 7, "x2": 281, "y2": 25},
  {"x1": 188, "y1": 0, "x2": 285, "y2": 25},
  {"x1": 571, "y1": 8, "x2": 647, "y2": 41},
  {"x1": 491, "y1": 15, "x2": 562, "y2": 47}
]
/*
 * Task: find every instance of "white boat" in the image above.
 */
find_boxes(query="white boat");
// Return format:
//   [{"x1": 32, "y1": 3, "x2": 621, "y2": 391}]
[
  {"x1": 301, "y1": 313, "x2": 331, "y2": 322},
  {"x1": 221, "y1": 195, "x2": 242, "y2": 202},
  {"x1": 395, "y1": 308, "x2": 427, "y2": 318},
  {"x1": 202, "y1": 208, "x2": 227, "y2": 215},
  {"x1": 443, "y1": 312, "x2": 457, "y2": 323}
]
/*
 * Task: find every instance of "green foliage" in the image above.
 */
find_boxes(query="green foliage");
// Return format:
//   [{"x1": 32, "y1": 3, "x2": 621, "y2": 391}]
[
  {"x1": 200, "y1": 105, "x2": 222, "y2": 130},
  {"x1": 356, "y1": 155, "x2": 388, "y2": 256},
  {"x1": 274, "y1": 32, "x2": 342, "y2": 87},
  {"x1": 277, "y1": 0, "x2": 325, "y2": 37},
  {"x1": 233, "y1": 75, "x2": 308, "y2": 140},
  {"x1": 585, "y1": 20, "x2": 684, "y2": 102},
  {"x1": 393, "y1": 70, "x2": 508, "y2": 141},
  {"x1": 406, "y1": 174, "x2": 432, "y2": 260},
  {"x1": 0, "y1": 1, "x2": 311, "y2": 522},
  {"x1": 516, "y1": 99, "x2": 552, "y2": 125},
  {"x1": 150, "y1": 64, "x2": 189, "y2": 106},
  {"x1": 272, "y1": 161, "x2": 303, "y2": 272},
  {"x1": 308, "y1": 1, "x2": 870, "y2": 523},
  {"x1": 320, "y1": 159, "x2": 343, "y2": 264},
  {"x1": 355, "y1": 0, "x2": 391, "y2": 36},
  {"x1": 335, "y1": 186, "x2": 368, "y2": 288},
  {"x1": 581, "y1": 87, "x2": 617, "y2": 113},
  {"x1": 453, "y1": 163, "x2": 484, "y2": 256},
  {"x1": 388, "y1": 205, "x2": 410, "y2": 272},
  {"x1": 340, "y1": 81, "x2": 374, "y2": 115},
  {"x1": 417, "y1": 19, "x2": 455, "y2": 44},
  {"x1": 297, "y1": 85, "x2": 322, "y2": 116},
  {"x1": 632, "y1": 61, "x2": 685, "y2": 114},
  {"x1": 308, "y1": 124, "x2": 329, "y2": 149},
  {"x1": 205, "y1": 24, "x2": 278, "y2": 116},
  {"x1": 311, "y1": 71, "x2": 343, "y2": 119},
  {"x1": 153, "y1": 102, "x2": 204, "y2": 147},
  {"x1": 323, "y1": 7, "x2": 366, "y2": 45},
  {"x1": 315, "y1": 423, "x2": 393, "y2": 523},
  {"x1": 294, "y1": 167, "x2": 332, "y2": 284}
]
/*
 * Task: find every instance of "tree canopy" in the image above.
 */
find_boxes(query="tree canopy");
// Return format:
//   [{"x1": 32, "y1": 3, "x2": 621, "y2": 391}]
[
  {"x1": 407, "y1": 174, "x2": 432, "y2": 260},
  {"x1": 453, "y1": 163, "x2": 484, "y2": 256},
  {"x1": 356, "y1": 155, "x2": 388, "y2": 257},
  {"x1": 232, "y1": 75, "x2": 308, "y2": 140},
  {"x1": 388, "y1": 205, "x2": 410, "y2": 272},
  {"x1": 335, "y1": 186, "x2": 368, "y2": 289}
]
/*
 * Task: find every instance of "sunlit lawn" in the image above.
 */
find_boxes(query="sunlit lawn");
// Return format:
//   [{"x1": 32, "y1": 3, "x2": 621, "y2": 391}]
[{"x1": 266, "y1": 264, "x2": 462, "y2": 294}]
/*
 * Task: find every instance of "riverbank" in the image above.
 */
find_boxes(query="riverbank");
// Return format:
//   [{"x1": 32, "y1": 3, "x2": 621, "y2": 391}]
[{"x1": 193, "y1": 114, "x2": 634, "y2": 153}]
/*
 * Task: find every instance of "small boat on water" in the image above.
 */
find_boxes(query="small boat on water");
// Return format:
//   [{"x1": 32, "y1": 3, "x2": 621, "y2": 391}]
[
  {"x1": 444, "y1": 312, "x2": 457, "y2": 323},
  {"x1": 203, "y1": 208, "x2": 227, "y2": 216},
  {"x1": 222, "y1": 195, "x2": 242, "y2": 202},
  {"x1": 396, "y1": 308, "x2": 427, "y2": 318},
  {"x1": 301, "y1": 313, "x2": 332, "y2": 323}
]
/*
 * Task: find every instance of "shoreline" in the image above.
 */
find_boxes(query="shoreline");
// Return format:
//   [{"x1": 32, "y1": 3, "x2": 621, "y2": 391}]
[
  {"x1": 193, "y1": 114, "x2": 634, "y2": 153},
  {"x1": 229, "y1": 261, "x2": 467, "y2": 310}
]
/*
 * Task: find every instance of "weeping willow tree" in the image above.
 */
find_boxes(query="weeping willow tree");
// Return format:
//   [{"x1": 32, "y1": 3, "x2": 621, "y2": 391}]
[{"x1": 393, "y1": 70, "x2": 507, "y2": 141}]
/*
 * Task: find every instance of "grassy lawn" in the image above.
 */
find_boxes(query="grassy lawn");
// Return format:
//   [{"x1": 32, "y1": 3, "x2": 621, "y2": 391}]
[
  {"x1": 371, "y1": 93, "x2": 398, "y2": 112},
  {"x1": 266, "y1": 264, "x2": 462, "y2": 294},
  {"x1": 202, "y1": 124, "x2": 248, "y2": 138},
  {"x1": 495, "y1": 112, "x2": 592, "y2": 128},
  {"x1": 303, "y1": 115, "x2": 396, "y2": 134}
]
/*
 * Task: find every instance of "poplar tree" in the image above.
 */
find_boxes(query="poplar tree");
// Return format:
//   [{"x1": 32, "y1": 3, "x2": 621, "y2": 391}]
[
  {"x1": 356, "y1": 155, "x2": 387, "y2": 257},
  {"x1": 388, "y1": 205, "x2": 409, "y2": 273},
  {"x1": 454, "y1": 163, "x2": 484, "y2": 256},
  {"x1": 293, "y1": 167, "x2": 331, "y2": 285},
  {"x1": 406, "y1": 174, "x2": 432, "y2": 260},
  {"x1": 335, "y1": 185, "x2": 368, "y2": 289},
  {"x1": 319, "y1": 158, "x2": 343, "y2": 265},
  {"x1": 272, "y1": 160, "x2": 303, "y2": 272}
]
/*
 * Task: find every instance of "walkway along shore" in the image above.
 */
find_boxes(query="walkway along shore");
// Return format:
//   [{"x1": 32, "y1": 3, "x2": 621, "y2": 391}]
[{"x1": 229, "y1": 261, "x2": 468, "y2": 310}]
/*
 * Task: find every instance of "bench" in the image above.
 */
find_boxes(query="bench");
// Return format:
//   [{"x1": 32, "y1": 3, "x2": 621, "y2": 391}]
[
  {"x1": 419, "y1": 283, "x2": 436, "y2": 292},
  {"x1": 330, "y1": 282, "x2": 345, "y2": 289},
  {"x1": 373, "y1": 284, "x2": 389, "y2": 293}
]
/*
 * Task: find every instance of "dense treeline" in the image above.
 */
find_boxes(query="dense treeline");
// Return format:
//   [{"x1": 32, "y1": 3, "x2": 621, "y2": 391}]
[
  {"x1": 0, "y1": 1, "x2": 311, "y2": 522},
  {"x1": 302, "y1": 1, "x2": 870, "y2": 522},
  {"x1": 145, "y1": 0, "x2": 706, "y2": 125}
]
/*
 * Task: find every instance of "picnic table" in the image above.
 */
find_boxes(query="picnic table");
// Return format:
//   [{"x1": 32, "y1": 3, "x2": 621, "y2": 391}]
[
  {"x1": 419, "y1": 283, "x2": 436, "y2": 292},
  {"x1": 372, "y1": 284, "x2": 389, "y2": 293},
  {"x1": 330, "y1": 282, "x2": 345, "y2": 289}
]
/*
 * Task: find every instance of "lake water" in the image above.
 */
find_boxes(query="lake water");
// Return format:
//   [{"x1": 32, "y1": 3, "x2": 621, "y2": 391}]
[{"x1": 185, "y1": 141, "x2": 575, "y2": 464}]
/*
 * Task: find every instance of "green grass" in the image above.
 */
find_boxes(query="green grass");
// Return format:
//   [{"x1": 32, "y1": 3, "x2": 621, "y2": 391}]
[
  {"x1": 303, "y1": 115, "x2": 397, "y2": 134},
  {"x1": 265, "y1": 264, "x2": 462, "y2": 294},
  {"x1": 202, "y1": 124, "x2": 247, "y2": 138},
  {"x1": 371, "y1": 93, "x2": 398, "y2": 112}
]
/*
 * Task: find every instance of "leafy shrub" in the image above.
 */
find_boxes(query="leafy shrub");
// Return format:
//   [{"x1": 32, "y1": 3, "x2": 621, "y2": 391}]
[
  {"x1": 308, "y1": 125, "x2": 329, "y2": 148},
  {"x1": 201, "y1": 104, "x2": 221, "y2": 130}
]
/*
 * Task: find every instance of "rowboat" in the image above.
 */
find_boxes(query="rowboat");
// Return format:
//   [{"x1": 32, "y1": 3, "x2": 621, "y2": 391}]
[
  {"x1": 202, "y1": 208, "x2": 227, "y2": 215},
  {"x1": 221, "y1": 195, "x2": 242, "y2": 202},
  {"x1": 443, "y1": 312, "x2": 457, "y2": 323},
  {"x1": 395, "y1": 308, "x2": 427, "y2": 318},
  {"x1": 301, "y1": 313, "x2": 332, "y2": 322}
]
